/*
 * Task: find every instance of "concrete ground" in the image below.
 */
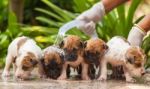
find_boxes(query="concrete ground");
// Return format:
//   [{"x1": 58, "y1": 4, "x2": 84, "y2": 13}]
[{"x1": 0, "y1": 69, "x2": 150, "y2": 89}]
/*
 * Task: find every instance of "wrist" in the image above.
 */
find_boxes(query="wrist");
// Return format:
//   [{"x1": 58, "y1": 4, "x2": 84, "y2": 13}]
[
  {"x1": 134, "y1": 24, "x2": 146, "y2": 35},
  {"x1": 102, "y1": 0, "x2": 128, "y2": 13}
]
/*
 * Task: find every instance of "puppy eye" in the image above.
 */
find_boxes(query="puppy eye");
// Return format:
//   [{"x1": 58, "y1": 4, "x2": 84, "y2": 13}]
[
  {"x1": 127, "y1": 58, "x2": 134, "y2": 64},
  {"x1": 135, "y1": 63, "x2": 141, "y2": 67}
]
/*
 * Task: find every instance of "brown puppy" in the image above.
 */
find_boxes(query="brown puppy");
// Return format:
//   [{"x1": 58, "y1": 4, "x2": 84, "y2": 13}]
[
  {"x1": 83, "y1": 38, "x2": 108, "y2": 79},
  {"x1": 57, "y1": 35, "x2": 88, "y2": 80},
  {"x1": 41, "y1": 46, "x2": 69, "y2": 79}
]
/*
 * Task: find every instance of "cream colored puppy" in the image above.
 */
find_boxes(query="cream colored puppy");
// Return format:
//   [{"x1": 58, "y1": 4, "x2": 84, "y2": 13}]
[
  {"x1": 98, "y1": 36, "x2": 146, "y2": 82},
  {"x1": 2, "y1": 36, "x2": 42, "y2": 79}
]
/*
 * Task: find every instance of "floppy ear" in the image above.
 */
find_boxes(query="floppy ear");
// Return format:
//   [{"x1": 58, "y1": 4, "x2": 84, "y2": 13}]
[
  {"x1": 79, "y1": 41, "x2": 84, "y2": 48},
  {"x1": 59, "y1": 41, "x2": 64, "y2": 48},
  {"x1": 83, "y1": 41, "x2": 87, "y2": 48},
  {"x1": 103, "y1": 44, "x2": 108, "y2": 50}
]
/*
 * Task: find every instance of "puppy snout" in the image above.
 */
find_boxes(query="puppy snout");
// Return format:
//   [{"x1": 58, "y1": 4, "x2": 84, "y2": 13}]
[
  {"x1": 16, "y1": 75, "x2": 21, "y2": 79},
  {"x1": 142, "y1": 72, "x2": 145, "y2": 76}
]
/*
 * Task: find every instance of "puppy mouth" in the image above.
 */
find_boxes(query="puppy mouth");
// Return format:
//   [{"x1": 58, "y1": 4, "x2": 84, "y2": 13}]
[
  {"x1": 83, "y1": 51, "x2": 100, "y2": 66},
  {"x1": 44, "y1": 60, "x2": 62, "y2": 79}
]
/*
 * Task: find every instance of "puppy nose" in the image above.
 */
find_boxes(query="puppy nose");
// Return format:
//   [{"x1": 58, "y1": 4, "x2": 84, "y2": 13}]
[
  {"x1": 17, "y1": 75, "x2": 21, "y2": 78},
  {"x1": 142, "y1": 72, "x2": 145, "y2": 76}
]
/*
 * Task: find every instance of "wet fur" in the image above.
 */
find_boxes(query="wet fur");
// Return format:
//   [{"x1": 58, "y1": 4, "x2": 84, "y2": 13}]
[{"x1": 42, "y1": 46, "x2": 70, "y2": 79}]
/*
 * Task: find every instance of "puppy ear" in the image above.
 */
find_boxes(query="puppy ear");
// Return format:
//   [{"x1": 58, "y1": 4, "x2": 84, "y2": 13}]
[
  {"x1": 103, "y1": 44, "x2": 108, "y2": 50},
  {"x1": 83, "y1": 41, "x2": 87, "y2": 48},
  {"x1": 59, "y1": 41, "x2": 64, "y2": 48},
  {"x1": 79, "y1": 41, "x2": 84, "y2": 48}
]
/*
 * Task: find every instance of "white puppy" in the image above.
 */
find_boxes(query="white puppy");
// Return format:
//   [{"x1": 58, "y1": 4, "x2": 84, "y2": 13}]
[
  {"x1": 2, "y1": 36, "x2": 42, "y2": 79},
  {"x1": 98, "y1": 36, "x2": 146, "y2": 82}
]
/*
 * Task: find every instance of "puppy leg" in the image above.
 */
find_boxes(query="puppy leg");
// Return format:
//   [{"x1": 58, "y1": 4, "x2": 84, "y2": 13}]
[
  {"x1": 13, "y1": 63, "x2": 17, "y2": 75},
  {"x1": 81, "y1": 62, "x2": 90, "y2": 80},
  {"x1": 2, "y1": 54, "x2": 14, "y2": 77},
  {"x1": 57, "y1": 63, "x2": 68, "y2": 80},
  {"x1": 37, "y1": 61, "x2": 46, "y2": 78},
  {"x1": 123, "y1": 66, "x2": 135, "y2": 83},
  {"x1": 98, "y1": 59, "x2": 107, "y2": 81}
]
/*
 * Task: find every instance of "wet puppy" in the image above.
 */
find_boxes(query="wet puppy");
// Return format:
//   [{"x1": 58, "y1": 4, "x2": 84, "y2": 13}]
[
  {"x1": 2, "y1": 36, "x2": 42, "y2": 80},
  {"x1": 57, "y1": 35, "x2": 89, "y2": 80},
  {"x1": 98, "y1": 36, "x2": 146, "y2": 82},
  {"x1": 41, "y1": 46, "x2": 65, "y2": 79},
  {"x1": 83, "y1": 38, "x2": 108, "y2": 79}
]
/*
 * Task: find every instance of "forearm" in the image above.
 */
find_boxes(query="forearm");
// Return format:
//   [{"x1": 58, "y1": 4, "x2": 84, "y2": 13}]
[
  {"x1": 138, "y1": 14, "x2": 150, "y2": 32},
  {"x1": 102, "y1": 0, "x2": 129, "y2": 13}
]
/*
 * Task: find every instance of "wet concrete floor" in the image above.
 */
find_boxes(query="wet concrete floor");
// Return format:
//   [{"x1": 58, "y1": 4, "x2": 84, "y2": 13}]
[{"x1": 0, "y1": 70, "x2": 150, "y2": 89}]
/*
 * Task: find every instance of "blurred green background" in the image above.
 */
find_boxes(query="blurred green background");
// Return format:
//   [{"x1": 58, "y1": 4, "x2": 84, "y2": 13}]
[{"x1": 0, "y1": 0, "x2": 150, "y2": 69}]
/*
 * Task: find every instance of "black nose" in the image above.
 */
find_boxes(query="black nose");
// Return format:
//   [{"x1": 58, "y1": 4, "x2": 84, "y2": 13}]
[
  {"x1": 142, "y1": 72, "x2": 145, "y2": 76},
  {"x1": 17, "y1": 75, "x2": 21, "y2": 79}
]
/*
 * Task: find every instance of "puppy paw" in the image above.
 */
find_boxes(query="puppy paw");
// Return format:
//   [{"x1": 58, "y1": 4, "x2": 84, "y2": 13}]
[
  {"x1": 98, "y1": 76, "x2": 107, "y2": 81},
  {"x1": 40, "y1": 74, "x2": 47, "y2": 79},
  {"x1": 126, "y1": 78, "x2": 136, "y2": 83},
  {"x1": 82, "y1": 76, "x2": 90, "y2": 80},
  {"x1": 1, "y1": 71, "x2": 11, "y2": 77},
  {"x1": 57, "y1": 75, "x2": 67, "y2": 80}
]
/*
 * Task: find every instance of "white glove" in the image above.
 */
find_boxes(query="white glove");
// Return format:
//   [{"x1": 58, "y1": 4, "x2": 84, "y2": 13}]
[
  {"x1": 76, "y1": 2, "x2": 105, "y2": 22},
  {"x1": 127, "y1": 24, "x2": 146, "y2": 46},
  {"x1": 76, "y1": 2, "x2": 105, "y2": 37},
  {"x1": 77, "y1": 20, "x2": 96, "y2": 36}
]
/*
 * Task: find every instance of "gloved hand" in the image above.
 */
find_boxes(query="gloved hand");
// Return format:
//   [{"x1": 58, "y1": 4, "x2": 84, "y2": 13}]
[
  {"x1": 127, "y1": 24, "x2": 146, "y2": 46},
  {"x1": 76, "y1": 2, "x2": 105, "y2": 37}
]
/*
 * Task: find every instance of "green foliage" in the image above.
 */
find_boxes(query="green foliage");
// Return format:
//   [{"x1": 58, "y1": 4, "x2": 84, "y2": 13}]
[
  {"x1": 98, "y1": 0, "x2": 142, "y2": 41},
  {"x1": 142, "y1": 35, "x2": 150, "y2": 69},
  {"x1": 0, "y1": 0, "x2": 8, "y2": 31},
  {"x1": 0, "y1": 0, "x2": 150, "y2": 69},
  {"x1": 36, "y1": 0, "x2": 142, "y2": 41}
]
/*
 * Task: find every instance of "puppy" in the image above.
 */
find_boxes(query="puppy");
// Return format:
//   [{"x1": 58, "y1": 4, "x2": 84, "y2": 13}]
[
  {"x1": 83, "y1": 38, "x2": 108, "y2": 79},
  {"x1": 2, "y1": 36, "x2": 42, "y2": 79},
  {"x1": 41, "y1": 46, "x2": 66, "y2": 79},
  {"x1": 57, "y1": 35, "x2": 89, "y2": 80},
  {"x1": 98, "y1": 36, "x2": 146, "y2": 82}
]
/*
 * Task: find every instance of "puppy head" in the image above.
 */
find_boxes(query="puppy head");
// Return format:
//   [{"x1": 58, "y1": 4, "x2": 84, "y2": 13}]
[
  {"x1": 15, "y1": 52, "x2": 38, "y2": 79},
  {"x1": 43, "y1": 51, "x2": 64, "y2": 79},
  {"x1": 83, "y1": 38, "x2": 108, "y2": 66},
  {"x1": 125, "y1": 46, "x2": 146, "y2": 77},
  {"x1": 59, "y1": 35, "x2": 83, "y2": 62}
]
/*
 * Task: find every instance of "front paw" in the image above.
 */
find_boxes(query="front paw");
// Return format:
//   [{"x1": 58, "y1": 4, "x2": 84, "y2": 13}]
[
  {"x1": 98, "y1": 75, "x2": 107, "y2": 81},
  {"x1": 126, "y1": 77, "x2": 136, "y2": 83},
  {"x1": 1, "y1": 71, "x2": 11, "y2": 77},
  {"x1": 82, "y1": 76, "x2": 90, "y2": 80},
  {"x1": 40, "y1": 74, "x2": 47, "y2": 79},
  {"x1": 57, "y1": 75, "x2": 67, "y2": 80}
]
